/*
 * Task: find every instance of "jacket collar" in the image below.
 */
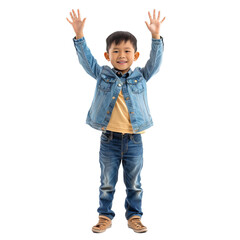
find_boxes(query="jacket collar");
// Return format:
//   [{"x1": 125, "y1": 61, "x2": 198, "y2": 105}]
[
  {"x1": 112, "y1": 68, "x2": 133, "y2": 78},
  {"x1": 101, "y1": 66, "x2": 142, "y2": 80}
]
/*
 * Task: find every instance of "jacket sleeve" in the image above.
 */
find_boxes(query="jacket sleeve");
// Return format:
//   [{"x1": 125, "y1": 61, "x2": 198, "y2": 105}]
[
  {"x1": 140, "y1": 37, "x2": 164, "y2": 82},
  {"x1": 73, "y1": 36, "x2": 102, "y2": 80}
]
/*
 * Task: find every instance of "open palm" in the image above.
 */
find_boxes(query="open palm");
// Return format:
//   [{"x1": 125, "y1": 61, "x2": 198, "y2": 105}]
[
  {"x1": 145, "y1": 9, "x2": 165, "y2": 36},
  {"x1": 66, "y1": 9, "x2": 86, "y2": 38}
]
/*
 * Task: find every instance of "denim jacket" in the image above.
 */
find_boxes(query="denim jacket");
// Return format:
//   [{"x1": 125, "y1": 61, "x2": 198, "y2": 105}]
[{"x1": 73, "y1": 36, "x2": 164, "y2": 133}]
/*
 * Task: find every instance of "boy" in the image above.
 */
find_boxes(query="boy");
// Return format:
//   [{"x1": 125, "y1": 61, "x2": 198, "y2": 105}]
[{"x1": 66, "y1": 9, "x2": 165, "y2": 233}]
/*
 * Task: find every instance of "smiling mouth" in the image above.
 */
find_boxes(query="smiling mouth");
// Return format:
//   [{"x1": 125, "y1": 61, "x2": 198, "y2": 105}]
[{"x1": 117, "y1": 61, "x2": 127, "y2": 64}]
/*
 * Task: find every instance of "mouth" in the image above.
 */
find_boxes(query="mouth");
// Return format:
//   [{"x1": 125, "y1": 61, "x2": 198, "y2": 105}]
[{"x1": 117, "y1": 61, "x2": 127, "y2": 65}]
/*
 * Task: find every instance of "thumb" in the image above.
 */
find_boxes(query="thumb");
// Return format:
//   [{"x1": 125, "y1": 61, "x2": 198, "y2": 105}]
[{"x1": 145, "y1": 21, "x2": 150, "y2": 31}]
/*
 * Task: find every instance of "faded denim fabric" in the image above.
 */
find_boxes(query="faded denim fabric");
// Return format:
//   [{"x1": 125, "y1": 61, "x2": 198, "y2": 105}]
[
  {"x1": 98, "y1": 130, "x2": 144, "y2": 220},
  {"x1": 73, "y1": 36, "x2": 164, "y2": 133}
]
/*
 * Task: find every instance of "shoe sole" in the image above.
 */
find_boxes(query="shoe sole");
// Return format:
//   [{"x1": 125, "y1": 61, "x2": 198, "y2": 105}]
[{"x1": 128, "y1": 225, "x2": 147, "y2": 233}]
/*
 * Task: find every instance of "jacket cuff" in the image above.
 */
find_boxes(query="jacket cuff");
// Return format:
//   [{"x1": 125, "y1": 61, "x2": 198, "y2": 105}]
[
  {"x1": 152, "y1": 36, "x2": 164, "y2": 50},
  {"x1": 152, "y1": 36, "x2": 163, "y2": 43},
  {"x1": 73, "y1": 36, "x2": 85, "y2": 43}
]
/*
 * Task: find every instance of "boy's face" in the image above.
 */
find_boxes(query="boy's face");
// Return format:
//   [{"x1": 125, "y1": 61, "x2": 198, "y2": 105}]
[{"x1": 104, "y1": 40, "x2": 139, "y2": 74}]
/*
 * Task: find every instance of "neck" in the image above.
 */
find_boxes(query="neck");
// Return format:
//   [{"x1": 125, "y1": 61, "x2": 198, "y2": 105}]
[{"x1": 114, "y1": 68, "x2": 130, "y2": 74}]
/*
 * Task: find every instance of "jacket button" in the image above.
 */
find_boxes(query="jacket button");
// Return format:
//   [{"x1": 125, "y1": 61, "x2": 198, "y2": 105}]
[
  {"x1": 107, "y1": 111, "x2": 110, "y2": 114},
  {"x1": 101, "y1": 127, "x2": 105, "y2": 130},
  {"x1": 118, "y1": 83, "x2": 122, "y2": 87},
  {"x1": 130, "y1": 112, "x2": 134, "y2": 114},
  {"x1": 134, "y1": 80, "x2": 138, "y2": 83},
  {"x1": 112, "y1": 96, "x2": 115, "y2": 99},
  {"x1": 126, "y1": 97, "x2": 129, "y2": 100}
]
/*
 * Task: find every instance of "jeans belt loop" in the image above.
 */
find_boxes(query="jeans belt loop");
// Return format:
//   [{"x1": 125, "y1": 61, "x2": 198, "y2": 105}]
[{"x1": 110, "y1": 131, "x2": 113, "y2": 140}]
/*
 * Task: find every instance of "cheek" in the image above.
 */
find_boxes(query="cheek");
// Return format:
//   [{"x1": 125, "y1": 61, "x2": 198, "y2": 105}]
[
  {"x1": 110, "y1": 55, "x2": 117, "y2": 61},
  {"x1": 129, "y1": 54, "x2": 135, "y2": 60},
  {"x1": 129, "y1": 57, "x2": 135, "y2": 62},
  {"x1": 110, "y1": 59, "x2": 117, "y2": 66}
]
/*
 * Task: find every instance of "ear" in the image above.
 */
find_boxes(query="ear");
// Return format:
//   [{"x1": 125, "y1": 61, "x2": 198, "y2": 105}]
[
  {"x1": 104, "y1": 52, "x2": 110, "y2": 61},
  {"x1": 134, "y1": 52, "x2": 140, "y2": 61}
]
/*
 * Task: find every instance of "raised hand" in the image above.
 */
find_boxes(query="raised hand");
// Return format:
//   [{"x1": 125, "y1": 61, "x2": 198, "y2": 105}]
[
  {"x1": 145, "y1": 9, "x2": 166, "y2": 39},
  {"x1": 66, "y1": 9, "x2": 86, "y2": 39}
]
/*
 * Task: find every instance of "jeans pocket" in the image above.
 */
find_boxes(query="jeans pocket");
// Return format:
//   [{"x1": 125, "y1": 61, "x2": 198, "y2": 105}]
[
  {"x1": 101, "y1": 132, "x2": 111, "y2": 143},
  {"x1": 130, "y1": 134, "x2": 142, "y2": 144}
]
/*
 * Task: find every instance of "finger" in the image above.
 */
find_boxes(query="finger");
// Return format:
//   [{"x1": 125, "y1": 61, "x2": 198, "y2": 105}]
[
  {"x1": 145, "y1": 21, "x2": 150, "y2": 31},
  {"x1": 153, "y1": 9, "x2": 156, "y2": 19},
  {"x1": 161, "y1": 16, "x2": 166, "y2": 23},
  {"x1": 157, "y1": 11, "x2": 160, "y2": 21},
  {"x1": 70, "y1": 12, "x2": 74, "y2": 21},
  {"x1": 148, "y1": 11, "x2": 152, "y2": 22},
  {"x1": 72, "y1": 9, "x2": 77, "y2": 18},
  {"x1": 66, "y1": 17, "x2": 72, "y2": 24},
  {"x1": 77, "y1": 9, "x2": 81, "y2": 20},
  {"x1": 82, "y1": 17, "x2": 87, "y2": 26}
]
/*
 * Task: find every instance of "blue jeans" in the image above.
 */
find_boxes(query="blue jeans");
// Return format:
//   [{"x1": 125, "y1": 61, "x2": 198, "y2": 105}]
[{"x1": 97, "y1": 130, "x2": 144, "y2": 220}]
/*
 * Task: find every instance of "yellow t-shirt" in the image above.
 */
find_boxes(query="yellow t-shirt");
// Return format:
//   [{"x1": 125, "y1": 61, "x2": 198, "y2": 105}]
[{"x1": 106, "y1": 90, "x2": 145, "y2": 134}]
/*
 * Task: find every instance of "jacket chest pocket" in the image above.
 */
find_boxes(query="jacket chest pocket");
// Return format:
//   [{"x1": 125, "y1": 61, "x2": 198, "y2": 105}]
[
  {"x1": 98, "y1": 81, "x2": 111, "y2": 92},
  {"x1": 98, "y1": 75, "x2": 116, "y2": 92},
  {"x1": 127, "y1": 78, "x2": 145, "y2": 94}
]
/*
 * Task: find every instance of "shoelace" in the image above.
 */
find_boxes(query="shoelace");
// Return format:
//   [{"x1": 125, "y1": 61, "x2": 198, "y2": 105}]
[
  {"x1": 95, "y1": 218, "x2": 109, "y2": 228},
  {"x1": 130, "y1": 218, "x2": 144, "y2": 229}
]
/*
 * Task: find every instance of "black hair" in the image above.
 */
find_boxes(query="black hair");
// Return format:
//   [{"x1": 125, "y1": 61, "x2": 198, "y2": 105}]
[{"x1": 106, "y1": 31, "x2": 137, "y2": 52}]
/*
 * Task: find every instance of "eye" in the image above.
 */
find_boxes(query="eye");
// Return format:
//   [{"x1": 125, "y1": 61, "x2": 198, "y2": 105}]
[
  {"x1": 125, "y1": 50, "x2": 130, "y2": 53},
  {"x1": 113, "y1": 51, "x2": 118, "y2": 53}
]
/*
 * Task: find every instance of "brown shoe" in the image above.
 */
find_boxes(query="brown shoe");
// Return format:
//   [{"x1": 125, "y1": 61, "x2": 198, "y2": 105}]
[
  {"x1": 92, "y1": 215, "x2": 112, "y2": 233},
  {"x1": 128, "y1": 216, "x2": 147, "y2": 233}
]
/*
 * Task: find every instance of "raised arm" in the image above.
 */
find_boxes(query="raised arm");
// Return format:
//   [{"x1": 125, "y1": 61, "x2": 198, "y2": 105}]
[
  {"x1": 67, "y1": 9, "x2": 101, "y2": 79},
  {"x1": 141, "y1": 10, "x2": 165, "y2": 81}
]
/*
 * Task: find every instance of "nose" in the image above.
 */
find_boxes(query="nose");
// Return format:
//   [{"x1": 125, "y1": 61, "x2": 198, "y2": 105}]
[{"x1": 119, "y1": 52, "x2": 125, "y2": 58}]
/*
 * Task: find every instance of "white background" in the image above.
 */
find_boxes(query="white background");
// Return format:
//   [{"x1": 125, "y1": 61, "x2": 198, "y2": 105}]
[{"x1": 0, "y1": 0, "x2": 240, "y2": 239}]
